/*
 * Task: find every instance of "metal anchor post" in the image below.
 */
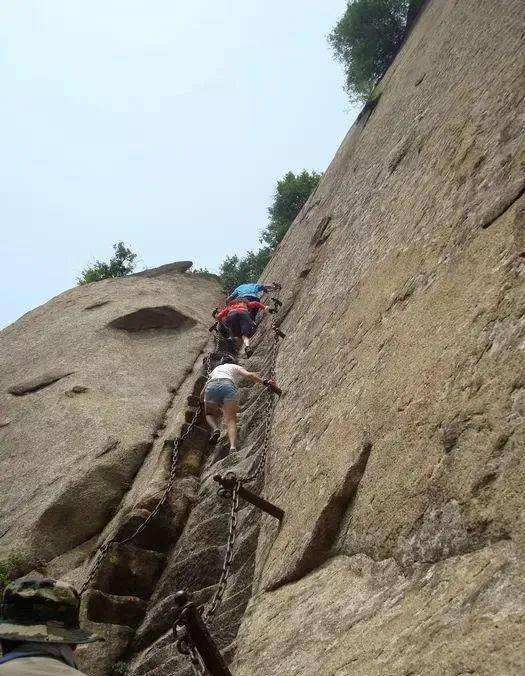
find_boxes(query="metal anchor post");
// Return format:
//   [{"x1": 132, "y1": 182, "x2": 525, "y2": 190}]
[
  {"x1": 272, "y1": 324, "x2": 286, "y2": 339},
  {"x1": 213, "y1": 473, "x2": 284, "y2": 521},
  {"x1": 173, "y1": 591, "x2": 232, "y2": 676}
]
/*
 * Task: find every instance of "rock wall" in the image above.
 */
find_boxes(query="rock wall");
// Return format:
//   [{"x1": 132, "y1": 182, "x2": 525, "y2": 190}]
[
  {"x1": 1, "y1": 1, "x2": 524, "y2": 675},
  {"x1": 0, "y1": 264, "x2": 224, "y2": 670},
  {"x1": 230, "y1": 1, "x2": 525, "y2": 674}
]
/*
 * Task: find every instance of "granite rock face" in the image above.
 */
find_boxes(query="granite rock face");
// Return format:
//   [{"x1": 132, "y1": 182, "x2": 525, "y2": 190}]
[
  {"x1": 1, "y1": 1, "x2": 524, "y2": 674},
  {"x1": 0, "y1": 265, "x2": 223, "y2": 568},
  {"x1": 233, "y1": 543, "x2": 524, "y2": 676},
  {"x1": 230, "y1": 1, "x2": 525, "y2": 673}
]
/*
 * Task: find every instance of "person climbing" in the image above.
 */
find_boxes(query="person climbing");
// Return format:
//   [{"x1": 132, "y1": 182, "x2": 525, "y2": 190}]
[
  {"x1": 0, "y1": 574, "x2": 102, "y2": 675},
  {"x1": 202, "y1": 357, "x2": 281, "y2": 453},
  {"x1": 227, "y1": 282, "x2": 279, "y2": 302},
  {"x1": 215, "y1": 298, "x2": 268, "y2": 357},
  {"x1": 227, "y1": 282, "x2": 281, "y2": 322}
]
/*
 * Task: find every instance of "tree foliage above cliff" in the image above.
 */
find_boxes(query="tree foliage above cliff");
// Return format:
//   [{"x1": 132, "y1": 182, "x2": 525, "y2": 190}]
[
  {"x1": 262, "y1": 170, "x2": 322, "y2": 249},
  {"x1": 219, "y1": 247, "x2": 272, "y2": 292},
  {"x1": 328, "y1": 0, "x2": 421, "y2": 101},
  {"x1": 78, "y1": 242, "x2": 137, "y2": 285},
  {"x1": 218, "y1": 169, "x2": 321, "y2": 291}
]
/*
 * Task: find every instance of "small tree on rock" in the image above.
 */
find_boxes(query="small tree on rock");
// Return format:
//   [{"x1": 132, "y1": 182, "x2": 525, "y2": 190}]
[
  {"x1": 328, "y1": 0, "x2": 421, "y2": 102},
  {"x1": 262, "y1": 170, "x2": 322, "y2": 249},
  {"x1": 78, "y1": 242, "x2": 137, "y2": 285},
  {"x1": 219, "y1": 248, "x2": 272, "y2": 293}
]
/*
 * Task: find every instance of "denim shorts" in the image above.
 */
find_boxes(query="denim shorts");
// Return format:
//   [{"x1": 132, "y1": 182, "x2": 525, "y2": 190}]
[{"x1": 204, "y1": 378, "x2": 239, "y2": 406}]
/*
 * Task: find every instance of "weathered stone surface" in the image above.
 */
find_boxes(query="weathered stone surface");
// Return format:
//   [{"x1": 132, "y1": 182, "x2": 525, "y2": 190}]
[
  {"x1": 76, "y1": 621, "x2": 134, "y2": 676},
  {"x1": 252, "y1": 0, "x2": 525, "y2": 593},
  {"x1": 3, "y1": 2, "x2": 525, "y2": 675},
  {"x1": 232, "y1": 543, "x2": 523, "y2": 676},
  {"x1": 84, "y1": 589, "x2": 147, "y2": 628},
  {"x1": 7, "y1": 369, "x2": 74, "y2": 395},
  {"x1": 229, "y1": 1, "x2": 525, "y2": 673},
  {"x1": 94, "y1": 544, "x2": 165, "y2": 599},
  {"x1": 0, "y1": 264, "x2": 223, "y2": 566}
]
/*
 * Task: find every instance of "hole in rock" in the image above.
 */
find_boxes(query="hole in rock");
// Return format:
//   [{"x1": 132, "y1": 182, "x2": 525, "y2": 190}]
[
  {"x1": 8, "y1": 371, "x2": 73, "y2": 396},
  {"x1": 84, "y1": 300, "x2": 111, "y2": 311},
  {"x1": 107, "y1": 306, "x2": 197, "y2": 332},
  {"x1": 310, "y1": 215, "x2": 332, "y2": 247}
]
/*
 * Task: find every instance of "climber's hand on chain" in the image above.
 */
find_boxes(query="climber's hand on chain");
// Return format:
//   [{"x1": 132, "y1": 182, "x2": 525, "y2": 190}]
[{"x1": 263, "y1": 378, "x2": 282, "y2": 396}]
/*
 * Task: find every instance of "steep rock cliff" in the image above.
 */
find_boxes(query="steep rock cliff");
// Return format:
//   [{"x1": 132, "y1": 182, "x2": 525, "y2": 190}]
[
  {"x1": 1, "y1": 1, "x2": 524, "y2": 675},
  {"x1": 231, "y1": 1, "x2": 525, "y2": 674}
]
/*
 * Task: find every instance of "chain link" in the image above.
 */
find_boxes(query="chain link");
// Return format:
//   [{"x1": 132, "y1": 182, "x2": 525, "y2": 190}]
[
  {"x1": 240, "y1": 336, "x2": 279, "y2": 485},
  {"x1": 186, "y1": 640, "x2": 207, "y2": 676},
  {"x1": 80, "y1": 405, "x2": 202, "y2": 595},
  {"x1": 202, "y1": 478, "x2": 240, "y2": 622},
  {"x1": 203, "y1": 331, "x2": 220, "y2": 376},
  {"x1": 175, "y1": 624, "x2": 208, "y2": 676}
]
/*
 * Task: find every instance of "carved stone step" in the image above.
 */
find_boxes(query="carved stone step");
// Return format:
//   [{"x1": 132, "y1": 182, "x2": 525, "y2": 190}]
[
  {"x1": 84, "y1": 589, "x2": 147, "y2": 628},
  {"x1": 180, "y1": 424, "x2": 211, "y2": 462},
  {"x1": 94, "y1": 544, "x2": 165, "y2": 599},
  {"x1": 115, "y1": 508, "x2": 180, "y2": 552}
]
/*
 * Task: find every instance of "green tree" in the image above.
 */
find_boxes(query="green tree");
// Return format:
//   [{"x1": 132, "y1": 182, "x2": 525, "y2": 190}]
[
  {"x1": 219, "y1": 247, "x2": 271, "y2": 292},
  {"x1": 78, "y1": 242, "x2": 137, "y2": 285},
  {"x1": 216, "y1": 169, "x2": 320, "y2": 292},
  {"x1": 188, "y1": 266, "x2": 220, "y2": 281},
  {"x1": 262, "y1": 170, "x2": 322, "y2": 248},
  {"x1": 328, "y1": 0, "x2": 418, "y2": 102}
]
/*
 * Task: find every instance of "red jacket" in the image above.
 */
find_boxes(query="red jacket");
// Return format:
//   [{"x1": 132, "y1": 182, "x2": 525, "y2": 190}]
[{"x1": 216, "y1": 300, "x2": 265, "y2": 320}]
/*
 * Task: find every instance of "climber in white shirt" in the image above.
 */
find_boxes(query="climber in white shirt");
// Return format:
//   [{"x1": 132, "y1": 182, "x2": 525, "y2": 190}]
[{"x1": 202, "y1": 357, "x2": 281, "y2": 453}]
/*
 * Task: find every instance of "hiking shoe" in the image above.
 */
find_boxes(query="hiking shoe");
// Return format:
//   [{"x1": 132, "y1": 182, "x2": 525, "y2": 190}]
[
  {"x1": 244, "y1": 346, "x2": 253, "y2": 358},
  {"x1": 209, "y1": 429, "x2": 220, "y2": 445}
]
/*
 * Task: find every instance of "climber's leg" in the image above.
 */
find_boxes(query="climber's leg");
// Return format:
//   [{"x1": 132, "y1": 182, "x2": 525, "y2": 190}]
[
  {"x1": 203, "y1": 385, "x2": 223, "y2": 444},
  {"x1": 237, "y1": 312, "x2": 257, "y2": 357},
  {"x1": 205, "y1": 412, "x2": 218, "y2": 428},
  {"x1": 222, "y1": 313, "x2": 244, "y2": 355},
  {"x1": 238, "y1": 312, "x2": 257, "y2": 339},
  {"x1": 223, "y1": 313, "x2": 241, "y2": 338},
  {"x1": 222, "y1": 397, "x2": 240, "y2": 451}
]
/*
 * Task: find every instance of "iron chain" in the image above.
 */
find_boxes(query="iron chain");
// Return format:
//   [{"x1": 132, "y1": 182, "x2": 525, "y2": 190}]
[
  {"x1": 175, "y1": 624, "x2": 208, "y2": 676},
  {"x1": 240, "y1": 336, "x2": 279, "y2": 485},
  {"x1": 80, "y1": 406, "x2": 201, "y2": 595},
  {"x1": 202, "y1": 478, "x2": 240, "y2": 622}
]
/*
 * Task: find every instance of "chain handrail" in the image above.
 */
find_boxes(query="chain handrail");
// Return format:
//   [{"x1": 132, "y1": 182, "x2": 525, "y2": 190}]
[
  {"x1": 202, "y1": 478, "x2": 240, "y2": 622},
  {"x1": 80, "y1": 405, "x2": 202, "y2": 595},
  {"x1": 175, "y1": 623, "x2": 208, "y2": 676},
  {"x1": 240, "y1": 335, "x2": 279, "y2": 485}
]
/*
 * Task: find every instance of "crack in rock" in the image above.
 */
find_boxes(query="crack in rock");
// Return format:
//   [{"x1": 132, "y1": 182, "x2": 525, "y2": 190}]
[{"x1": 8, "y1": 370, "x2": 74, "y2": 396}]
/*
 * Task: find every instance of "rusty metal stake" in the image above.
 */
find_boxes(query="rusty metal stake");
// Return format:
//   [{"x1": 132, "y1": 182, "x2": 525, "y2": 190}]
[
  {"x1": 213, "y1": 473, "x2": 284, "y2": 521},
  {"x1": 272, "y1": 325, "x2": 286, "y2": 339},
  {"x1": 173, "y1": 591, "x2": 232, "y2": 676}
]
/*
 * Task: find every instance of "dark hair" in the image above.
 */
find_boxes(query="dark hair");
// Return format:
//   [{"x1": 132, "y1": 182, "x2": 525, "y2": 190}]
[{"x1": 219, "y1": 354, "x2": 237, "y2": 366}]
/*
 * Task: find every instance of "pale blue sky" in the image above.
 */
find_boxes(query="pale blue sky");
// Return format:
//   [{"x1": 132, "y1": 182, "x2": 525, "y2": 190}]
[{"x1": 0, "y1": 1, "x2": 358, "y2": 328}]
